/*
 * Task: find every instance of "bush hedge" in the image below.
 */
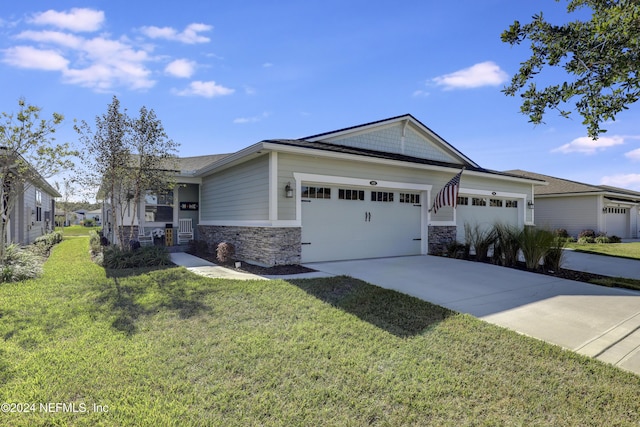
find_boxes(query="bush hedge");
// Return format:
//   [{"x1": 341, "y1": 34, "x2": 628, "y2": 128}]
[{"x1": 102, "y1": 245, "x2": 172, "y2": 269}]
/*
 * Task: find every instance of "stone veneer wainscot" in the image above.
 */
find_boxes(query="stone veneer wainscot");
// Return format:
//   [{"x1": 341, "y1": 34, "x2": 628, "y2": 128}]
[
  {"x1": 427, "y1": 225, "x2": 457, "y2": 255},
  {"x1": 198, "y1": 225, "x2": 301, "y2": 267}
]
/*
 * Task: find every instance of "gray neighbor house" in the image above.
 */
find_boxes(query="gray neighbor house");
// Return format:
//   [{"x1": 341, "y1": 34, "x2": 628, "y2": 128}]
[
  {"x1": 506, "y1": 170, "x2": 640, "y2": 239},
  {"x1": 102, "y1": 114, "x2": 547, "y2": 266}
]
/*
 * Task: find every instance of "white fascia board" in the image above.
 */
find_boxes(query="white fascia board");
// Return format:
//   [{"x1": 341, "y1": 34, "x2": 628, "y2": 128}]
[
  {"x1": 198, "y1": 220, "x2": 301, "y2": 227},
  {"x1": 293, "y1": 172, "x2": 432, "y2": 191},
  {"x1": 458, "y1": 187, "x2": 527, "y2": 200}
]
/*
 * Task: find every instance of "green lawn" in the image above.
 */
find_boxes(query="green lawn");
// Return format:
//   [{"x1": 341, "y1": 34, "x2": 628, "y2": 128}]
[
  {"x1": 566, "y1": 241, "x2": 640, "y2": 260},
  {"x1": 1, "y1": 237, "x2": 639, "y2": 426},
  {"x1": 57, "y1": 225, "x2": 101, "y2": 236}
]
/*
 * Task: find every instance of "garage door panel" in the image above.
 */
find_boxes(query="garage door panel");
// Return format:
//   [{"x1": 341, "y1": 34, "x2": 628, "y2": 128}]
[
  {"x1": 456, "y1": 197, "x2": 520, "y2": 243},
  {"x1": 301, "y1": 185, "x2": 422, "y2": 262}
]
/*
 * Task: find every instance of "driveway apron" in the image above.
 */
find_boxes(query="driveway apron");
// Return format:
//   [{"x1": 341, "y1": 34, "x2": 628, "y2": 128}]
[{"x1": 306, "y1": 255, "x2": 640, "y2": 375}]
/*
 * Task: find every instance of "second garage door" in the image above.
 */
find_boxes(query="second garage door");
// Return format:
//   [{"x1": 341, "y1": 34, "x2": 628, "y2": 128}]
[
  {"x1": 455, "y1": 195, "x2": 521, "y2": 242},
  {"x1": 300, "y1": 185, "x2": 423, "y2": 262}
]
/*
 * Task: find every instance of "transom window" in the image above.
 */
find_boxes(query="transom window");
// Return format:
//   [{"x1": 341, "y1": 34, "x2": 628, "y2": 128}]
[
  {"x1": 338, "y1": 188, "x2": 364, "y2": 201},
  {"x1": 145, "y1": 191, "x2": 174, "y2": 222},
  {"x1": 371, "y1": 191, "x2": 394, "y2": 202},
  {"x1": 301, "y1": 186, "x2": 331, "y2": 199},
  {"x1": 400, "y1": 193, "x2": 420, "y2": 204}
]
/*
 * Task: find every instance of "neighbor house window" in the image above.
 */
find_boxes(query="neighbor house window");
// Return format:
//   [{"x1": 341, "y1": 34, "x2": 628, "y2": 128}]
[
  {"x1": 35, "y1": 190, "x2": 42, "y2": 222},
  {"x1": 145, "y1": 191, "x2": 174, "y2": 222},
  {"x1": 338, "y1": 188, "x2": 364, "y2": 201},
  {"x1": 371, "y1": 191, "x2": 394, "y2": 202},
  {"x1": 400, "y1": 193, "x2": 420, "y2": 204},
  {"x1": 301, "y1": 186, "x2": 331, "y2": 199}
]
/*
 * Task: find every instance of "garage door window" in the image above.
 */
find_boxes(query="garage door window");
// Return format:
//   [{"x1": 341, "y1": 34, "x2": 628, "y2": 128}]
[
  {"x1": 606, "y1": 207, "x2": 627, "y2": 214},
  {"x1": 505, "y1": 200, "x2": 518, "y2": 208},
  {"x1": 472, "y1": 197, "x2": 486, "y2": 206},
  {"x1": 371, "y1": 191, "x2": 394, "y2": 202},
  {"x1": 302, "y1": 186, "x2": 331, "y2": 199},
  {"x1": 490, "y1": 199, "x2": 503, "y2": 207},
  {"x1": 400, "y1": 193, "x2": 420, "y2": 204},
  {"x1": 339, "y1": 188, "x2": 365, "y2": 201},
  {"x1": 457, "y1": 196, "x2": 469, "y2": 206}
]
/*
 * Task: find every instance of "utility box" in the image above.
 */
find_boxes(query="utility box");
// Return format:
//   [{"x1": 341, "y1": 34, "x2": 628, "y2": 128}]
[{"x1": 165, "y1": 223, "x2": 174, "y2": 246}]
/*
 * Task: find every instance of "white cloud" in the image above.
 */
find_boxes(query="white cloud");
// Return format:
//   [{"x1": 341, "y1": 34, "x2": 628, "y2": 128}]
[
  {"x1": 29, "y1": 8, "x2": 104, "y2": 32},
  {"x1": 2, "y1": 46, "x2": 68, "y2": 70},
  {"x1": 140, "y1": 23, "x2": 212, "y2": 44},
  {"x1": 600, "y1": 174, "x2": 640, "y2": 191},
  {"x1": 16, "y1": 30, "x2": 83, "y2": 48},
  {"x1": 233, "y1": 112, "x2": 270, "y2": 124},
  {"x1": 432, "y1": 61, "x2": 508, "y2": 90},
  {"x1": 174, "y1": 81, "x2": 234, "y2": 98},
  {"x1": 624, "y1": 148, "x2": 640, "y2": 161},
  {"x1": 412, "y1": 89, "x2": 429, "y2": 97},
  {"x1": 165, "y1": 59, "x2": 196, "y2": 78},
  {"x1": 551, "y1": 135, "x2": 624, "y2": 154}
]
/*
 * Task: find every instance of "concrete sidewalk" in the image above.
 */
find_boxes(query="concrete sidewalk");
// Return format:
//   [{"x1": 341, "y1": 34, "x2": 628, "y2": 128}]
[{"x1": 306, "y1": 256, "x2": 640, "y2": 375}]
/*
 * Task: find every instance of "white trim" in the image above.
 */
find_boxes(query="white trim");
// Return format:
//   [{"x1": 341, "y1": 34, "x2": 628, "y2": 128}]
[{"x1": 269, "y1": 152, "x2": 278, "y2": 221}]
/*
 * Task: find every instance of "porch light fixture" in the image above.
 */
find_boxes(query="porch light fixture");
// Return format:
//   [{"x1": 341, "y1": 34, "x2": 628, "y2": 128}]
[
  {"x1": 527, "y1": 201, "x2": 534, "y2": 209},
  {"x1": 285, "y1": 182, "x2": 293, "y2": 198}
]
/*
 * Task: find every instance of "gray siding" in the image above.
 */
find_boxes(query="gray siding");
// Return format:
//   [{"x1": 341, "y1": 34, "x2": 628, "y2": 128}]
[
  {"x1": 277, "y1": 153, "x2": 533, "y2": 223},
  {"x1": 534, "y1": 196, "x2": 599, "y2": 237},
  {"x1": 201, "y1": 155, "x2": 269, "y2": 221}
]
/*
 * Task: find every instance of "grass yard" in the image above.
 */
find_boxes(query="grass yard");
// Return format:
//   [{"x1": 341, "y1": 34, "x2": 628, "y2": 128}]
[
  {"x1": 566, "y1": 241, "x2": 640, "y2": 260},
  {"x1": 57, "y1": 225, "x2": 101, "y2": 237},
  {"x1": 1, "y1": 238, "x2": 639, "y2": 426}
]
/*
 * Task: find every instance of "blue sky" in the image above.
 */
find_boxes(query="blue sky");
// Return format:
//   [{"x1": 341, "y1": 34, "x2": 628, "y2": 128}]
[{"x1": 2, "y1": 1, "x2": 640, "y2": 196}]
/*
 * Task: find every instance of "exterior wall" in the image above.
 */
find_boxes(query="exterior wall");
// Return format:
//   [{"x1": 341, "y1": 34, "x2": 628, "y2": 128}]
[
  {"x1": 14, "y1": 183, "x2": 57, "y2": 245},
  {"x1": 534, "y1": 196, "x2": 599, "y2": 237},
  {"x1": 428, "y1": 226, "x2": 457, "y2": 255},
  {"x1": 200, "y1": 155, "x2": 269, "y2": 221},
  {"x1": 198, "y1": 225, "x2": 301, "y2": 266},
  {"x1": 324, "y1": 122, "x2": 462, "y2": 164}
]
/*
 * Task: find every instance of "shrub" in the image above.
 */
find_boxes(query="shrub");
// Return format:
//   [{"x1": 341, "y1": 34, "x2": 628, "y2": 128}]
[
  {"x1": 578, "y1": 229, "x2": 596, "y2": 239},
  {"x1": 492, "y1": 223, "x2": 521, "y2": 267},
  {"x1": 216, "y1": 242, "x2": 235, "y2": 263},
  {"x1": 103, "y1": 245, "x2": 171, "y2": 269},
  {"x1": 445, "y1": 241, "x2": 466, "y2": 259},
  {"x1": 554, "y1": 228, "x2": 569, "y2": 238},
  {"x1": 519, "y1": 226, "x2": 555, "y2": 270},
  {"x1": 89, "y1": 230, "x2": 102, "y2": 254},
  {"x1": 464, "y1": 223, "x2": 496, "y2": 262},
  {"x1": 577, "y1": 236, "x2": 595, "y2": 244},
  {"x1": 0, "y1": 244, "x2": 43, "y2": 282},
  {"x1": 544, "y1": 237, "x2": 567, "y2": 271},
  {"x1": 595, "y1": 235, "x2": 610, "y2": 244},
  {"x1": 32, "y1": 231, "x2": 63, "y2": 256},
  {"x1": 609, "y1": 235, "x2": 622, "y2": 243}
]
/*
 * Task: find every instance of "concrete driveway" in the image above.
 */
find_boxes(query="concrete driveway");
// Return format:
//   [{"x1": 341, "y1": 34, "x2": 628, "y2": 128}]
[{"x1": 305, "y1": 255, "x2": 640, "y2": 375}]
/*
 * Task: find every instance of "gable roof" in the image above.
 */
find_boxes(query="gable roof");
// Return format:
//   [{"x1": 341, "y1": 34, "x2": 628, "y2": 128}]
[
  {"x1": 505, "y1": 169, "x2": 640, "y2": 201},
  {"x1": 303, "y1": 114, "x2": 480, "y2": 168}
]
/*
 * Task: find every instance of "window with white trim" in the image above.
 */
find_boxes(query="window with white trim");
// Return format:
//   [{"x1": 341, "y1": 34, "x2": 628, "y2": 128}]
[{"x1": 35, "y1": 190, "x2": 42, "y2": 222}]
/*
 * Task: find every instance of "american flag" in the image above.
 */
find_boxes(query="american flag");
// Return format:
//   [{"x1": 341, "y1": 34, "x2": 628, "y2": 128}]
[{"x1": 430, "y1": 169, "x2": 463, "y2": 214}]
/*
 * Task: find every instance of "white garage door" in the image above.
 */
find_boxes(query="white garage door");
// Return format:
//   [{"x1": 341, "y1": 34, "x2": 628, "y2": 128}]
[
  {"x1": 301, "y1": 185, "x2": 422, "y2": 262},
  {"x1": 605, "y1": 207, "x2": 629, "y2": 238},
  {"x1": 455, "y1": 196, "x2": 521, "y2": 243}
]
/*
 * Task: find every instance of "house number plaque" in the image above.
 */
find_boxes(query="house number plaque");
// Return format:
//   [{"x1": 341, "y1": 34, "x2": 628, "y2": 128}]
[{"x1": 180, "y1": 202, "x2": 199, "y2": 211}]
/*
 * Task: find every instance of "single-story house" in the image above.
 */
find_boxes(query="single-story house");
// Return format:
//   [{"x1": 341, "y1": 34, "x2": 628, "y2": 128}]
[
  {"x1": 506, "y1": 170, "x2": 640, "y2": 239},
  {"x1": 103, "y1": 114, "x2": 545, "y2": 265},
  {"x1": 5, "y1": 170, "x2": 60, "y2": 245}
]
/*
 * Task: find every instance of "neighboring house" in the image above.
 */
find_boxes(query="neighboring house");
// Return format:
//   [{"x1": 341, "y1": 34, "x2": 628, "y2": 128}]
[
  {"x1": 5, "y1": 173, "x2": 60, "y2": 245},
  {"x1": 506, "y1": 170, "x2": 640, "y2": 239},
  {"x1": 102, "y1": 114, "x2": 544, "y2": 265}
]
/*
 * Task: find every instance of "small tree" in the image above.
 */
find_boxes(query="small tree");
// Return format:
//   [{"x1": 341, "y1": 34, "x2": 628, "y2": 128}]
[
  {"x1": 0, "y1": 98, "x2": 77, "y2": 259},
  {"x1": 127, "y1": 106, "x2": 179, "y2": 242},
  {"x1": 76, "y1": 96, "x2": 131, "y2": 247}
]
